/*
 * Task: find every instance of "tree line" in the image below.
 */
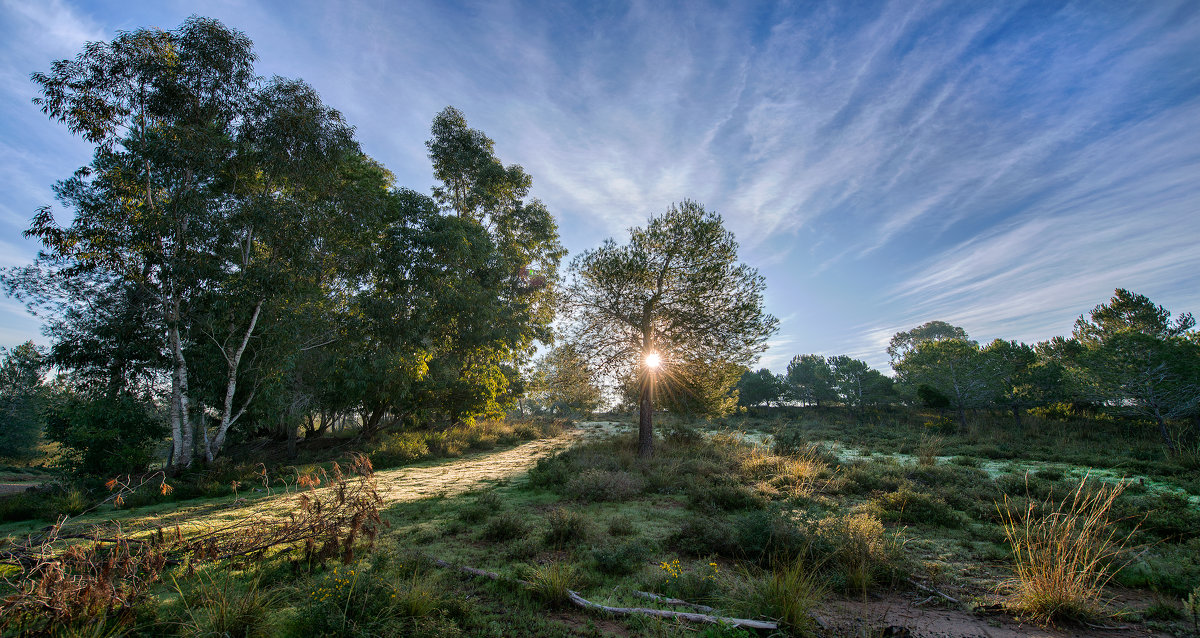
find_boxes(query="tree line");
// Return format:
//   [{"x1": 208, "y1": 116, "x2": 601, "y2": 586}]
[{"x1": 736, "y1": 289, "x2": 1199, "y2": 454}]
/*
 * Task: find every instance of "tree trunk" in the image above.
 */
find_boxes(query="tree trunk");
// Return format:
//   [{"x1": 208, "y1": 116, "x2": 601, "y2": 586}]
[
  {"x1": 168, "y1": 315, "x2": 194, "y2": 470},
  {"x1": 638, "y1": 370, "x2": 654, "y2": 458},
  {"x1": 207, "y1": 300, "x2": 263, "y2": 462},
  {"x1": 956, "y1": 404, "x2": 967, "y2": 431},
  {"x1": 1011, "y1": 402, "x2": 1022, "y2": 429},
  {"x1": 1157, "y1": 416, "x2": 1177, "y2": 453}
]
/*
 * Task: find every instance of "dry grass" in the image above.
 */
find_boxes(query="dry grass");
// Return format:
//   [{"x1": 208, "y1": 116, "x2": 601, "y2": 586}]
[
  {"x1": 997, "y1": 475, "x2": 1137, "y2": 623},
  {"x1": 916, "y1": 433, "x2": 944, "y2": 466}
]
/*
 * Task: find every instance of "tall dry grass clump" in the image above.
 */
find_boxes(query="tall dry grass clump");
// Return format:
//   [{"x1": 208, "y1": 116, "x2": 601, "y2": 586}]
[{"x1": 997, "y1": 475, "x2": 1136, "y2": 623}]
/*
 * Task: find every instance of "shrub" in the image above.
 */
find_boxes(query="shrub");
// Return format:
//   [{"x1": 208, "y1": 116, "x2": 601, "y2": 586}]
[
  {"x1": 369, "y1": 433, "x2": 430, "y2": 469},
  {"x1": 669, "y1": 515, "x2": 737, "y2": 557},
  {"x1": 688, "y1": 481, "x2": 767, "y2": 513},
  {"x1": 481, "y1": 511, "x2": 527, "y2": 541},
  {"x1": 293, "y1": 563, "x2": 426, "y2": 637},
  {"x1": 527, "y1": 454, "x2": 573, "y2": 490},
  {"x1": 654, "y1": 558, "x2": 722, "y2": 603},
  {"x1": 816, "y1": 512, "x2": 895, "y2": 593},
  {"x1": 592, "y1": 540, "x2": 650, "y2": 575},
  {"x1": 998, "y1": 476, "x2": 1137, "y2": 623},
  {"x1": 459, "y1": 491, "x2": 503, "y2": 524},
  {"x1": 45, "y1": 393, "x2": 164, "y2": 476},
  {"x1": 564, "y1": 469, "x2": 643, "y2": 502},
  {"x1": 607, "y1": 514, "x2": 636, "y2": 537},
  {"x1": 544, "y1": 507, "x2": 591, "y2": 547},
  {"x1": 916, "y1": 434, "x2": 944, "y2": 466},
  {"x1": 734, "y1": 508, "x2": 814, "y2": 565},
  {"x1": 0, "y1": 490, "x2": 49, "y2": 522},
  {"x1": 877, "y1": 485, "x2": 963, "y2": 528}
]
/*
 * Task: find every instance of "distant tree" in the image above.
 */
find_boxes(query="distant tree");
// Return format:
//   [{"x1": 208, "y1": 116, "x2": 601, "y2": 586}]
[
  {"x1": 564, "y1": 201, "x2": 777, "y2": 457},
  {"x1": 980, "y1": 339, "x2": 1039, "y2": 427},
  {"x1": 736, "y1": 368, "x2": 785, "y2": 408},
  {"x1": 887, "y1": 321, "x2": 968, "y2": 364},
  {"x1": 1072, "y1": 289, "x2": 1199, "y2": 451},
  {"x1": 828, "y1": 355, "x2": 894, "y2": 414},
  {"x1": 0, "y1": 342, "x2": 47, "y2": 458},
  {"x1": 895, "y1": 338, "x2": 993, "y2": 430},
  {"x1": 786, "y1": 354, "x2": 837, "y2": 407},
  {"x1": 45, "y1": 393, "x2": 164, "y2": 476},
  {"x1": 528, "y1": 343, "x2": 602, "y2": 416}
]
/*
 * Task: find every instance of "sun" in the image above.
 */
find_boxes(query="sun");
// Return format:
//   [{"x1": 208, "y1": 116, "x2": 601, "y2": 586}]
[{"x1": 644, "y1": 352, "x2": 662, "y2": 369}]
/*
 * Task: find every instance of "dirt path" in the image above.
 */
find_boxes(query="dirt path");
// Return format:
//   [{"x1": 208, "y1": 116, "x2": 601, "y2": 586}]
[{"x1": 107, "y1": 425, "x2": 607, "y2": 534}]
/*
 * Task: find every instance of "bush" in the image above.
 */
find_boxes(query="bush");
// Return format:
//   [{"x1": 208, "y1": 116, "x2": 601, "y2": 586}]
[
  {"x1": 816, "y1": 512, "x2": 896, "y2": 593},
  {"x1": 369, "y1": 433, "x2": 431, "y2": 468},
  {"x1": 607, "y1": 514, "x2": 636, "y2": 537},
  {"x1": 0, "y1": 491, "x2": 50, "y2": 522},
  {"x1": 564, "y1": 469, "x2": 643, "y2": 502},
  {"x1": 544, "y1": 507, "x2": 591, "y2": 547},
  {"x1": 481, "y1": 511, "x2": 527, "y2": 541},
  {"x1": 688, "y1": 481, "x2": 767, "y2": 513},
  {"x1": 526, "y1": 563, "x2": 576, "y2": 607},
  {"x1": 459, "y1": 491, "x2": 503, "y2": 524},
  {"x1": 876, "y1": 485, "x2": 963, "y2": 528},
  {"x1": 592, "y1": 540, "x2": 650, "y2": 575},
  {"x1": 734, "y1": 508, "x2": 814, "y2": 565},
  {"x1": 669, "y1": 515, "x2": 737, "y2": 557},
  {"x1": 762, "y1": 558, "x2": 824, "y2": 633},
  {"x1": 654, "y1": 558, "x2": 722, "y2": 603},
  {"x1": 45, "y1": 393, "x2": 164, "y2": 477},
  {"x1": 174, "y1": 572, "x2": 277, "y2": 638}
]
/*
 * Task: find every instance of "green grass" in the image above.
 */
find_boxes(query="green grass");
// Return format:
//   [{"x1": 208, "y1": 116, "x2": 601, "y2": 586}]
[{"x1": 5, "y1": 409, "x2": 1200, "y2": 636}]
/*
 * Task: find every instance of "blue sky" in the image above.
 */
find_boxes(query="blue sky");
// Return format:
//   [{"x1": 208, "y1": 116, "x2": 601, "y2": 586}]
[{"x1": 3, "y1": 0, "x2": 1199, "y2": 373}]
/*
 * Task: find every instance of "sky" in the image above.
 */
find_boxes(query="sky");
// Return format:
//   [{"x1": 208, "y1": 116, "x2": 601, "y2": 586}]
[{"x1": 2, "y1": 0, "x2": 1199, "y2": 373}]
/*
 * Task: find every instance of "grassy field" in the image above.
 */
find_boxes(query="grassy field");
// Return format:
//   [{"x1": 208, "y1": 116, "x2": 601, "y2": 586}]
[{"x1": 1, "y1": 411, "x2": 1198, "y2": 637}]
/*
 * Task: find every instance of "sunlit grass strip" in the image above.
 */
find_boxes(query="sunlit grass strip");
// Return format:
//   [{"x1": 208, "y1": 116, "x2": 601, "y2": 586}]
[{"x1": 997, "y1": 475, "x2": 1137, "y2": 624}]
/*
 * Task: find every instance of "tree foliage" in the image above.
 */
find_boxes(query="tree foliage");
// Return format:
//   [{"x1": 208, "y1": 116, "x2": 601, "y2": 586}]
[{"x1": 0, "y1": 342, "x2": 48, "y2": 459}]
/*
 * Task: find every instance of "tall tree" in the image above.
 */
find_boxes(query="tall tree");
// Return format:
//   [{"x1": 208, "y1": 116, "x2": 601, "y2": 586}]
[
  {"x1": 828, "y1": 355, "x2": 893, "y2": 414},
  {"x1": 980, "y1": 339, "x2": 1038, "y2": 427},
  {"x1": 9, "y1": 17, "x2": 366, "y2": 468},
  {"x1": 421, "y1": 107, "x2": 564, "y2": 424},
  {"x1": 736, "y1": 368, "x2": 785, "y2": 408},
  {"x1": 564, "y1": 201, "x2": 777, "y2": 457}
]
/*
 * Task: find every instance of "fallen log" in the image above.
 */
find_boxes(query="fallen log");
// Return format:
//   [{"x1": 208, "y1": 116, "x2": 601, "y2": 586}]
[
  {"x1": 633, "y1": 590, "x2": 715, "y2": 613},
  {"x1": 431, "y1": 558, "x2": 779, "y2": 630}
]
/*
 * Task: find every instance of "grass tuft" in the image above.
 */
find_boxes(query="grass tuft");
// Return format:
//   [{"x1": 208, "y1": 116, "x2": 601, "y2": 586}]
[{"x1": 998, "y1": 475, "x2": 1137, "y2": 624}]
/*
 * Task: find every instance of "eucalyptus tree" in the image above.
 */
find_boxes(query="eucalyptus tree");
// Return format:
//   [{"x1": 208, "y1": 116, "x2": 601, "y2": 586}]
[
  {"x1": 564, "y1": 201, "x2": 777, "y2": 457},
  {"x1": 10, "y1": 17, "x2": 368, "y2": 467},
  {"x1": 421, "y1": 107, "x2": 565, "y2": 423}
]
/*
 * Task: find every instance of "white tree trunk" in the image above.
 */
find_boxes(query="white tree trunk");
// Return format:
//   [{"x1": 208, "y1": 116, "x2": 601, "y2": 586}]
[{"x1": 205, "y1": 300, "x2": 263, "y2": 462}]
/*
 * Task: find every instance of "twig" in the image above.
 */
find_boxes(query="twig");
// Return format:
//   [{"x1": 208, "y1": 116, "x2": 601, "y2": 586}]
[
  {"x1": 905, "y1": 578, "x2": 959, "y2": 605},
  {"x1": 1083, "y1": 622, "x2": 1131, "y2": 630}
]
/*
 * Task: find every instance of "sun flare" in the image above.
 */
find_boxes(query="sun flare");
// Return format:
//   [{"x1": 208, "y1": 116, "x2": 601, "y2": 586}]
[{"x1": 644, "y1": 352, "x2": 662, "y2": 369}]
